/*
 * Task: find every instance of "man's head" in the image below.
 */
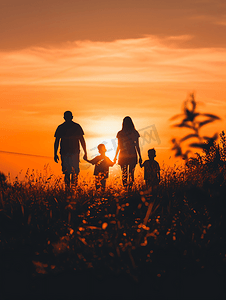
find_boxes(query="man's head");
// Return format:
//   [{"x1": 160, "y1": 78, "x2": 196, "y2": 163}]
[
  {"x1": 64, "y1": 111, "x2": 73, "y2": 121},
  {"x1": 98, "y1": 144, "x2": 107, "y2": 154},
  {"x1": 148, "y1": 148, "x2": 156, "y2": 159}
]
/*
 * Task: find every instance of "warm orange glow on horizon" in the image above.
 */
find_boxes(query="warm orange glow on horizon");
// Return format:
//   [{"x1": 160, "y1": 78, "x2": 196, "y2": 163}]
[{"x1": 1, "y1": 35, "x2": 226, "y2": 178}]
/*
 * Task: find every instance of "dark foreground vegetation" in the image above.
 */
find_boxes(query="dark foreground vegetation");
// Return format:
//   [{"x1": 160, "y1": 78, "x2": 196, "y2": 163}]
[
  {"x1": 1, "y1": 97, "x2": 225, "y2": 300},
  {"x1": 1, "y1": 134, "x2": 226, "y2": 300}
]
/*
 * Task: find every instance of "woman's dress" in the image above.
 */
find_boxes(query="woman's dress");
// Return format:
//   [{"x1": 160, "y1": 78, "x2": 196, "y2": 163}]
[{"x1": 116, "y1": 129, "x2": 140, "y2": 166}]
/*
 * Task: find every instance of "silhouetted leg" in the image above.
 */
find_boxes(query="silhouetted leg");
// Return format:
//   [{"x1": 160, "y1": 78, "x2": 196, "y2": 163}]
[
  {"x1": 146, "y1": 180, "x2": 152, "y2": 190},
  {"x1": 121, "y1": 165, "x2": 128, "y2": 187},
  {"x1": 64, "y1": 173, "x2": 70, "y2": 187},
  {"x1": 71, "y1": 173, "x2": 78, "y2": 188},
  {"x1": 128, "y1": 164, "x2": 135, "y2": 189},
  {"x1": 152, "y1": 184, "x2": 159, "y2": 198},
  {"x1": 101, "y1": 178, "x2": 106, "y2": 191},
  {"x1": 95, "y1": 176, "x2": 101, "y2": 190}
]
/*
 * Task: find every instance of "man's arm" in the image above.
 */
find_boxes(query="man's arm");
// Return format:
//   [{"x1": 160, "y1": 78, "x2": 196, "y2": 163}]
[
  {"x1": 54, "y1": 137, "x2": 60, "y2": 163},
  {"x1": 79, "y1": 135, "x2": 87, "y2": 160}
]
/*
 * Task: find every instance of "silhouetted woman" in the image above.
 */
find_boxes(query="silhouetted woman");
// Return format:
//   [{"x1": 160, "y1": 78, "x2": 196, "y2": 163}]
[{"x1": 114, "y1": 116, "x2": 142, "y2": 188}]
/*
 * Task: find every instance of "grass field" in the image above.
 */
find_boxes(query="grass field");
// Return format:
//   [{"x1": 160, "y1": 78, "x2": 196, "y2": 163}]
[{"x1": 1, "y1": 151, "x2": 226, "y2": 299}]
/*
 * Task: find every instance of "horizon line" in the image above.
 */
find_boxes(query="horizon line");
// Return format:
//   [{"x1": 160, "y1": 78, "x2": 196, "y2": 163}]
[{"x1": 0, "y1": 150, "x2": 52, "y2": 159}]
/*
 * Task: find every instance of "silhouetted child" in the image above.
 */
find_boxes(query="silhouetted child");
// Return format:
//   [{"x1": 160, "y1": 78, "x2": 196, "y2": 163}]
[
  {"x1": 85, "y1": 144, "x2": 114, "y2": 190},
  {"x1": 140, "y1": 148, "x2": 160, "y2": 191}
]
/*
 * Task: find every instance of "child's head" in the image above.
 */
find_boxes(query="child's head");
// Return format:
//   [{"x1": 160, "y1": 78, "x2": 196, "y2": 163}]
[
  {"x1": 98, "y1": 144, "x2": 107, "y2": 154},
  {"x1": 148, "y1": 148, "x2": 156, "y2": 159}
]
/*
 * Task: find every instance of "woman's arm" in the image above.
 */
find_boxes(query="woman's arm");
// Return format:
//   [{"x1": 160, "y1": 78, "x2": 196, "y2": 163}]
[
  {"x1": 135, "y1": 137, "x2": 142, "y2": 164},
  {"x1": 114, "y1": 144, "x2": 120, "y2": 163}
]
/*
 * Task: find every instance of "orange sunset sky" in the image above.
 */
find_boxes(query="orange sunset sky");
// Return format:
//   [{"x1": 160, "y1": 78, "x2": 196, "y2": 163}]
[{"x1": 0, "y1": 0, "x2": 226, "y2": 179}]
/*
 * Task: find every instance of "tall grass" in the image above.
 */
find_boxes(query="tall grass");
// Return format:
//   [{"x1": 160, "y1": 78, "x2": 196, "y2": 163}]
[
  {"x1": 1, "y1": 95, "x2": 225, "y2": 298},
  {"x1": 1, "y1": 158, "x2": 225, "y2": 285}
]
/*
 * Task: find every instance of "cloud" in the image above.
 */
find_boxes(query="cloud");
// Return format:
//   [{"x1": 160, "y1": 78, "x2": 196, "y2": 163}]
[
  {"x1": 190, "y1": 13, "x2": 226, "y2": 27},
  {"x1": 215, "y1": 15, "x2": 226, "y2": 26},
  {"x1": 165, "y1": 35, "x2": 194, "y2": 41},
  {"x1": 0, "y1": 35, "x2": 226, "y2": 86},
  {"x1": 216, "y1": 21, "x2": 226, "y2": 25}
]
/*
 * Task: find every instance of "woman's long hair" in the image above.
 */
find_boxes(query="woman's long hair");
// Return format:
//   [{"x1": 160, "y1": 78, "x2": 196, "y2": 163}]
[{"x1": 122, "y1": 116, "x2": 135, "y2": 131}]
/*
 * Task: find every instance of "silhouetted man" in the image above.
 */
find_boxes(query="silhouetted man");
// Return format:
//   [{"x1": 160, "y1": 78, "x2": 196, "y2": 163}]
[{"x1": 54, "y1": 111, "x2": 87, "y2": 187}]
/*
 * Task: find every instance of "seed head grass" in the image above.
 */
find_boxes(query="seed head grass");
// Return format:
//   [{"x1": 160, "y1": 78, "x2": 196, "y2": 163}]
[{"x1": 1, "y1": 158, "x2": 226, "y2": 286}]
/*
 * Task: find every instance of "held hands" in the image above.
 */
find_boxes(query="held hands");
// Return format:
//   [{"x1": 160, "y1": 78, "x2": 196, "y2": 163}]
[
  {"x1": 83, "y1": 153, "x2": 88, "y2": 161},
  {"x1": 113, "y1": 157, "x2": 117, "y2": 164},
  {"x1": 54, "y1": 154, "x2": 59, "y2": 163}
]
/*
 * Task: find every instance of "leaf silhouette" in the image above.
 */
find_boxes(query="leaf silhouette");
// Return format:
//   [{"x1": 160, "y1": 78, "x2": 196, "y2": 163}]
[
  {"x1": 201, "y1": 114, "x2": 221, "y2": 120},
  {"x1": 169, "y1": 114, "x2": 184, "y2": 121},
  {"x1": 189, "y1": 143, "x2": 208, "y2": 149},
  {"x1": 198, "y1": 119, "x2": 214, "y2": 128},
  {"x1": 203, "y1": 133, "x2": 218, "y2": 141},
  {"x1": 182, "y1": 150, "x2": 191, "y2": 160},
  {"x1": 191, "y1": 97, "x2": 196, "y2": 111},
  {"x1": 174, "y1": 123, "x2": 193, "y2": 129},
  {"x1": 171, "y1": 145, "x2": 182, "y2": 156},
  {"x1": 175, "y1": 151, "x2": 182, "y2": 157},
  {"x1": 180, "y1": 134, "x2": 199, "y2": 142}
]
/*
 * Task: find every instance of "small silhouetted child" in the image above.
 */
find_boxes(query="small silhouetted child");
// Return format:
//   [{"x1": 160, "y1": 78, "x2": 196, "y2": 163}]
[
  {"x1": 140, "y1": 148, "x2": 160, "y2": 191},
  {"x1": 85, "y1": 144, "x2": 114, "y2": 190}
]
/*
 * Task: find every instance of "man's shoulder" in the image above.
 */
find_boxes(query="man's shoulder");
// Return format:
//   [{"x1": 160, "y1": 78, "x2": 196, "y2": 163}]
[
  {"x1": 71, "y1": 121, "x2": 81, "y2": 127},
  {"x1": 71, "y1": 122, "x2": 84, "y2": 133},
  {"x1": 57, "y1": 121, "x2": 82, "y2": 128},
  {"x1": 54, "y1": 122, "x2": 65, "y2": 136},
  {"x1": 57, "y1": 122, "x2": 66, "y2": 129},
  {"x1": 55, "y1": 121, "x2": 84, "y2": 137}
]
